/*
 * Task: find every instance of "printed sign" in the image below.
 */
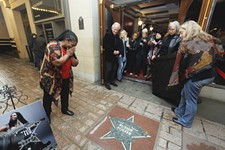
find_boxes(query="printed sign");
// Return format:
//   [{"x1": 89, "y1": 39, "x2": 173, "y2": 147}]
[{"x1": 0, "y1": 101, "x2": 57, "y2": 150}]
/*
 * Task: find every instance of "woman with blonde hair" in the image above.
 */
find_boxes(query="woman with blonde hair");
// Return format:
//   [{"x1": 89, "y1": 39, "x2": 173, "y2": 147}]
[
  {"x1": 117, "y1": 29, "x2": 129, "y2": 81},
  {"x1": 168, "y1": 20, "x2": 216, "y2": 128}
]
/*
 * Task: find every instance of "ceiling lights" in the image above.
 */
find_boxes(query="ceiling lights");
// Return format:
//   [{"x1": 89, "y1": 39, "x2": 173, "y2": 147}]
[{"x1": 138, "y1": 18, "x2": 143, "y2": 26}]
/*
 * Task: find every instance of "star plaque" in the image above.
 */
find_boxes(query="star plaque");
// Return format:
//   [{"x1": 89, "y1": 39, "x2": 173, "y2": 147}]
[
  {"x1": 87, "y1": 106, "x2": 159, "y2": 150},
  {"x1": 100, "y1": 116, "x2": 150, "y2": 150}
]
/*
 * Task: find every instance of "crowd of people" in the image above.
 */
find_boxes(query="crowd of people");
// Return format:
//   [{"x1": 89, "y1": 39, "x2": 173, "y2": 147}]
[
  {"x1": 26, "y1": 19, "x2": 224, "y2": 129},
  {"x1": 103, "y1": 21, "x2": 181, "y2": 90},
  {"x1": 103, "y1": 20, "x2": 224, "y2": 128}
]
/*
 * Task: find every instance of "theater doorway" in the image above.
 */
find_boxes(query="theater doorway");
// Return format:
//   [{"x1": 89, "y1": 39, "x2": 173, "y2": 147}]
[{"x1": 99, "y1": 0, "x2": 180, "y2": 84}]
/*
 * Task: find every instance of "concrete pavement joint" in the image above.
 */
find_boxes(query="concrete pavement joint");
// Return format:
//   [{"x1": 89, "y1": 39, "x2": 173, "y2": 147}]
[{"x1": 153, "y1": 108, "x2": 167, "y2": 150}]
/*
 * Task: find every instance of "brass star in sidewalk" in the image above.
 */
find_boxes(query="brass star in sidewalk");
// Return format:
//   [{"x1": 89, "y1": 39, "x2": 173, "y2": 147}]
[{"x1": 100, "y1": 116, "x2": 150, "y2": 150}]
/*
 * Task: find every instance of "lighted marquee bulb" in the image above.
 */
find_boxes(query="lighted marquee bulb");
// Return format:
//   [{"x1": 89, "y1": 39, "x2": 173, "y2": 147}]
[
  {"x1": 110, "y1": 4, "x2": 114, "y2": 9},
  {"x1": 138, "y1": 20, "x2": 143, "y2": 26},
  {"x1": 31, "y1": 7, "x2": 59, "y2": 14}
]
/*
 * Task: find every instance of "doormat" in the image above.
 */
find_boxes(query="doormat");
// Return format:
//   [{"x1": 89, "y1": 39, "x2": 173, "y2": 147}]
[
  {"x1": 87, "y1": 106, "x2": 159, "y2": 150},
  {"x1": 183, "y1": 132, "x2": 224, "y2": 150}
]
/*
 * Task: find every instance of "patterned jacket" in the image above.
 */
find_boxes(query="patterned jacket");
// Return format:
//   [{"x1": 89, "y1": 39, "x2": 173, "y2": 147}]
[
  {"x1": 168, "y1": 35, "x2": 216, "y2": 86},
  {"x1": 40, "y1": 41, "x2": 74, "y2": 100}
]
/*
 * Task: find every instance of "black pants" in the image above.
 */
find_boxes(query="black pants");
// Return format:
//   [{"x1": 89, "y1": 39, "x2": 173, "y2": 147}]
[
  {"x1": 135, "y1": 54, "x2": 147, "y2": 75},
  {"x1": 61, "y1": 79, "x2": 70, "y2": 112},
  {"x1": 43, "y1": 90, "x2": 53, "y2": 119},
  {"x1": 127, "y1": 51, "x2": 136, "y2": 73},
  {"x1": 34, "y1": 51, "x2": 44, "y2": 70},
  {"x1": 104, "y1": 59, "x2": 117, "y2": 84},
  {"x1": 43, "y1": 79, "x2": 70, "y2": 119}
]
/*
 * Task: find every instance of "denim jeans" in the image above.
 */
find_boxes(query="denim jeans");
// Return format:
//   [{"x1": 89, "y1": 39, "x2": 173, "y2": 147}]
[
  {"x1": 174, "y1": 77, "x2": 215, "y2": 128},
  {"x1": 117, "y1": 56, "x2": 127, "y2": 81}
]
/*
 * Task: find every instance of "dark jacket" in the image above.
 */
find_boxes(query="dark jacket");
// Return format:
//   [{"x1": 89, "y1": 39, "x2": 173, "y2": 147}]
[
  {"x1": 157, "y1": 34, "x2": 181, "y2": 57},
  {"x1": 137, "y1": 37, "x2": 149, "y2": 55},
  {"x1": 103, "y1": 31, "x2": 121, "y2": 62},
  {"x1": 128, "y1": 39, "x2": 138, "y2": 52},
  {"x1": 32, "y1": 36, "x2": 46, "y2": 53}
]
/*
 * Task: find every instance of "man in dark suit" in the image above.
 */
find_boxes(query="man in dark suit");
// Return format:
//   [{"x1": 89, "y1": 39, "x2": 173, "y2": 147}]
[{"x1": 103, "y1": 22, "x2": 121, "y2": 90}]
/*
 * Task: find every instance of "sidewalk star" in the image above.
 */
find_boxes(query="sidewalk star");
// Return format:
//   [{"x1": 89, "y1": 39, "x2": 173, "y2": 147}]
[{"x1": 100, "y1": 116, "x2": 150, "y2": 150}]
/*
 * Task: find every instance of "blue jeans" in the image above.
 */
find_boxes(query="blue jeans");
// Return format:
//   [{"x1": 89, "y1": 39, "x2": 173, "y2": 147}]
[
  {"x1": 117, "y1": 56, "x2": 127, "y2": 81},
  {"x1": 174, "y1": 77, "x2": 215, "y2": 128}
]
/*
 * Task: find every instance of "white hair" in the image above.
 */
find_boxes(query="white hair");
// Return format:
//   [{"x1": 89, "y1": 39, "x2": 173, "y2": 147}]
[
  {"x1": 168, "y1": 21, "x2": 180, "y2": 34},
  {"x1": 112, "y1": 22, "x2": 121, "y2": 30}
]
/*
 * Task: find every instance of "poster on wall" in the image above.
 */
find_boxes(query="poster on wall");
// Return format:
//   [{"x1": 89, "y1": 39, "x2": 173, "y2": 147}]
[{"x1": 0, "y1": 101, "x2": 57, "y2": 150}]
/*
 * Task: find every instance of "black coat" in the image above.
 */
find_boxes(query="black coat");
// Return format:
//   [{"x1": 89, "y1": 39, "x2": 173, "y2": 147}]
[
  {"x1": 103, "y1": 31, "x2": 121, "y2": 62},
  {"x1": 32, "y1": 36, "x2": 46, "y2": 53},
  {"x1": 137, "y1": 37, "x2": 149, "y2": 55},
  {"x1": 157, "y1": 34, "x2": 181, "y2": 57}
]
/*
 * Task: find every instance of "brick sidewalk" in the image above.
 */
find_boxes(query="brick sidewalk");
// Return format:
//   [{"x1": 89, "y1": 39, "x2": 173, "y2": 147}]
[{"x1": 0, "y1": 55, "x2": 225, "y2": 150}]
